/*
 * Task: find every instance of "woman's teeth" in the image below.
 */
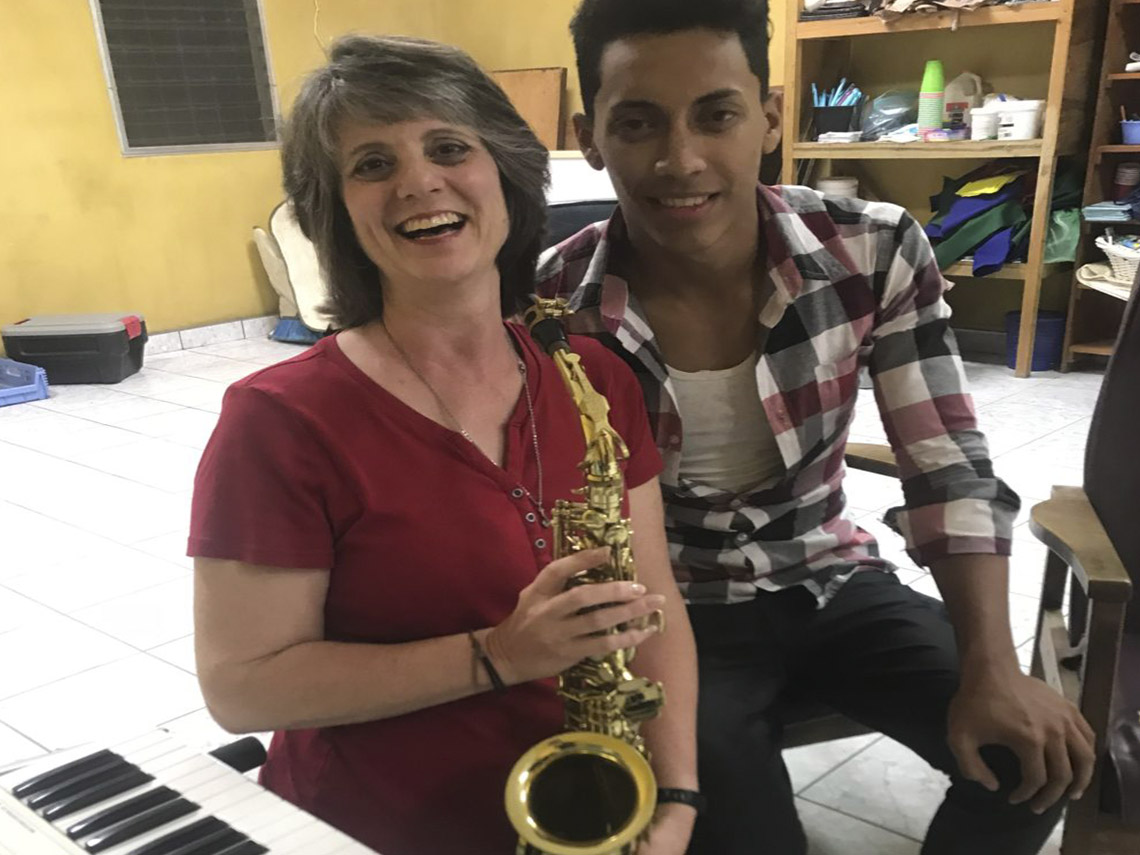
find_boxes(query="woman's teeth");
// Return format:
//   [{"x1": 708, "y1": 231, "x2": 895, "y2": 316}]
[
  {"x1": 398, "y1": 212, "x2": 465, "y2": 236},
  {"x1": 658, "y1": 196, "x2": 711, "y2": 209}
]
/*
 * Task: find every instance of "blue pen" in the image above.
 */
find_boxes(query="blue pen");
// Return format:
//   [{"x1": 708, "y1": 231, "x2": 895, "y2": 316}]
[
  {"x1": 812, "y1": 83, "x2": 820, "y2": 107},
  {"x1": 834, "y1": 78, "x2": 847, "y2": 105}
]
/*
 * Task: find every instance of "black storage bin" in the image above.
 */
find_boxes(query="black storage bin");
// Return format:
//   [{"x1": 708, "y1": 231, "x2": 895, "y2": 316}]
[
  {"x1": 813, "y1": 105, "x2": 858, "y2": 136},
  {"x1": 1, "y1": 314, "x2": 148, "y2": 384}
]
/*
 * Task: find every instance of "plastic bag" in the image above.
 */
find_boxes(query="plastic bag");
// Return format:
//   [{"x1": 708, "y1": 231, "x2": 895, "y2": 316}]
[
  {"x1": 861, "y1": 90, "x2": 918, "y2": 141},
  {"x1": 1044, "y1": 208, "x2": 1080, "y2": 263}
]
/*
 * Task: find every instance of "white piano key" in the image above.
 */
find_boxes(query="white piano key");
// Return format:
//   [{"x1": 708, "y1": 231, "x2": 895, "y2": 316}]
[
  {"x1": 328, "y1": 841, "x2": 382, "y2": 855},
  {"x1": 50, "y1": 779, "x2": 166, "y2": 830},
  {"x1": 1, "y1": 730, "x2": 172, "y2": 792},
  {"x1": 98, "y1": 809, "x2": 211, "y2": 855},
  {"x1": 245, "y1": 807, "x2": 313, "y2": 844},
  {"x1": 46, "y1": 745, "x2": 199, "y2": 827},
  {"x1": 97, "y1": 780, "x2": 262, "y2": 855},
  {"x1": 164, "y1": 758, "x2": 232, "y2": 793},
  {"x1": 272, "y1": 819, "x2": 349, "y2": 855},
  {"x1": 97, "y1": 768, "x2": 256, "y2": 855},
  {"x1": 208, "y1": 788, "x2": 284, "y2": 831},
  {"x1": 0, "y1": 731, "x2": 382, "y2": 855},
  {"x1": 107, "y1": 730, "x2": 173, "y2": 759},
  {"x1": 301, "y1": 836, "x2": 378, "y2": 855},
  {"x1": 116, "y1": 738, "x2": 194, "y2": 770},
  {"x1": 59, "y1": 755, "x2": 215, "y2": 828}
]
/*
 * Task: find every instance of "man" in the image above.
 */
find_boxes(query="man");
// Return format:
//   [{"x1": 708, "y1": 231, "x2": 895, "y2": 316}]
[{"x1": 536, "y1": 1, "x2": 1095, "y2": 853}]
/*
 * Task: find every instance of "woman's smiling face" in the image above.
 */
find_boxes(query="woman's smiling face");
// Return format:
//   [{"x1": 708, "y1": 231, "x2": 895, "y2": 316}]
[{"x1": 338, "y1": 117, "x2": 510, "y2": 291}]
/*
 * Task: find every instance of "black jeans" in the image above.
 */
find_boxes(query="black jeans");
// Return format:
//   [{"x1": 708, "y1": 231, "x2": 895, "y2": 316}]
[{"x1": 685, "y1": 571, "x2": 1063, "y2": 855}]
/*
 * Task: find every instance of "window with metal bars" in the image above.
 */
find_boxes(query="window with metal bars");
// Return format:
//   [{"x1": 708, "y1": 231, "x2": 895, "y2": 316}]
[{"x1": 91, "y1": 0, "x2": 278, "y2": 154}]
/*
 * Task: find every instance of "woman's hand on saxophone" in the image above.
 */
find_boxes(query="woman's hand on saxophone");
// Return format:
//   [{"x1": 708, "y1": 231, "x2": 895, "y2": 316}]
[{"x1": 484, "y1": 547, "x2": 664, "y2": 686}]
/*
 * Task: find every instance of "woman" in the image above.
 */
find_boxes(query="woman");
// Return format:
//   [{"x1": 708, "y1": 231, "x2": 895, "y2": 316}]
[{"x1": 189, "y1": 35, "x2": 698, "y2": 855}]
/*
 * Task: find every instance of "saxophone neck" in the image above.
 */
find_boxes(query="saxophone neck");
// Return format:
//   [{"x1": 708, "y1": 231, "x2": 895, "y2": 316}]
[{"x1": 526, "y1": 300, "x2": 628, "y2": 463}]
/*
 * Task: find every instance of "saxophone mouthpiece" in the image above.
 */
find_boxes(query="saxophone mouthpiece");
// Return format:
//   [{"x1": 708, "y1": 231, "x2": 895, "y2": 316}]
[{"x1": 525, "y1": 297, "x2": 572, "y2": 356}]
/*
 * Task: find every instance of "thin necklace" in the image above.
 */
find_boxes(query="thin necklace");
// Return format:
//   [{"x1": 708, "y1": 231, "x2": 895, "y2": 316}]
[{"x1": 379, "y1": 319, "x2": 548, "y2": 525}]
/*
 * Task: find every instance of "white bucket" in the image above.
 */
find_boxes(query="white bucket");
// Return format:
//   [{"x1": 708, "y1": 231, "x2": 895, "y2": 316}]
[
  {"x1": 997, "y1": 100, "x2": 1044, "y2": 140},
  {"x1": 970, "y1": 109, "x2": 999, "y2": 140},
  {"x1": 815, "y1": 176, "x2": 859, "y2": 198}
]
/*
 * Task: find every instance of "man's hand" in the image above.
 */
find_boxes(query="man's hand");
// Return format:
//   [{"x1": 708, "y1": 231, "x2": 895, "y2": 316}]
[
  {"x1": 637, "y1": 803, "x2": 697, "y2": 855},
  {"x1": 948, "y1": 667, "x2": 1095, "y2": 813}
]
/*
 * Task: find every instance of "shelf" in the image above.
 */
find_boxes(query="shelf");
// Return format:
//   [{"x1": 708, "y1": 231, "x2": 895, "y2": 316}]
[
  {"x1": 943, "y1": 261, "x2": 1068, "y2": 279},
  {"x1": 1096, "y1": 145, "x2": 1140, "y2": 163},
  {"x1": 1107, "y1": 74, "x2": 1140, "y2": 82},
  {"x1": 793, "y1": 140, "x2": 1043, "y2": 160},
  {"x1": 1069, "y1": 339, "x2": 1116, "y2": 356},
  {"x1": 1083, "y1": 218, "x2": 1140, "y2": 227},
  {"x1": 1078, "y1": 280, "x2": 1134, "y2": 301},
  {"x1": 795, "y1": 3, "x2": 1062, "y2": 39}
]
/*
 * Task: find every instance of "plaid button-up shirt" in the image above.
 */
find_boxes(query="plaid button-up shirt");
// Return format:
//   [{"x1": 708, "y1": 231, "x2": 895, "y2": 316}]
[{"x1": 535, "y1": 184, "x2": 1020, "y2": 606}]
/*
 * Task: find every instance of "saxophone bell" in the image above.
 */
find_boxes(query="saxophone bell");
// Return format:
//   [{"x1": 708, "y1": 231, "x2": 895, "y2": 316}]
[
  {"x1": 505, "y1": 297, "x2": 665, "y2": 855},
  {"x1": 505, "y1": 732, "x2": 657, "y2": 855}
]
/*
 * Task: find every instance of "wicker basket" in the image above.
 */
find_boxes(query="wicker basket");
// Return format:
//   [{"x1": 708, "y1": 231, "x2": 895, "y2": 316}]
[{"x1": 1095, "y1": 236, "x2": 1140, "y2": 285}]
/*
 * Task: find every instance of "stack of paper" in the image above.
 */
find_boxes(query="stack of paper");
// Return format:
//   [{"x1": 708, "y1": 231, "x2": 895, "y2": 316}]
[{"x1": 1082, "y1": 201, "x2": 1134, "y2": 223}]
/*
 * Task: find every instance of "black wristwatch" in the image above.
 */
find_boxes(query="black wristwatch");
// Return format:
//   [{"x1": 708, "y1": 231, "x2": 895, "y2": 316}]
[{"x1": 657, "y1": 787, "x2": 706, "y2": 815}]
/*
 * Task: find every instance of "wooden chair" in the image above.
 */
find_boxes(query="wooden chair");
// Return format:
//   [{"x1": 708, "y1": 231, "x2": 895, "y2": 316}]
[{"x1": 1029, "y1": 279, "x2": 1140, "y2": 854}]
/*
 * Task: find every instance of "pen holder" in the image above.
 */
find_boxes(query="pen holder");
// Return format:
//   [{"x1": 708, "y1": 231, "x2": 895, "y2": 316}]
[{"x1": 813, "y1": 105, "x2": 858, "y2": 137}]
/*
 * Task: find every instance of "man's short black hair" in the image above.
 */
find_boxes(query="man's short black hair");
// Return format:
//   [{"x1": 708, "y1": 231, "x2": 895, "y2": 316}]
[{"x1": 570, "y1": 0, "x2": 769, "y2": 117}]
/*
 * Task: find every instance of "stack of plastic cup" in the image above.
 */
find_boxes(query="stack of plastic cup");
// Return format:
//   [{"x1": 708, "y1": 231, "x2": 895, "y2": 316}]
[
  {"x1": 1113, "y1": 162, "x2": 1140, "y2": 202},
  {"x1": 918, "y1": 60, "x2": 945, "y2": 139}
]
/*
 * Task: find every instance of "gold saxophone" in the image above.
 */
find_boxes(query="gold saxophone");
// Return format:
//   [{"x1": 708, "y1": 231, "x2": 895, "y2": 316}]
[{"x1": 505, "y1": 298, "x2": 665, "y2": 855}]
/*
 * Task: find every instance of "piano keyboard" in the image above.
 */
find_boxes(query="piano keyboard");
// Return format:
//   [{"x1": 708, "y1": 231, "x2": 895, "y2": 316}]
[{"x1": 0, "y1": 730, "x2": 379, "y2": 855}]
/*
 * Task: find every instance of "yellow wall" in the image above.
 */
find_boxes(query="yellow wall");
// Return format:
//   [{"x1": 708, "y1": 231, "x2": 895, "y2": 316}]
[
  {"x1": 0, "y1": 0, "x2": 786, "y2": 340},
  {"x1": 450, "y1": 0, "x2": 785, "y2": 128},
  {"x1": 0, "y1": 0, "x2": 449, "y2": 341}
]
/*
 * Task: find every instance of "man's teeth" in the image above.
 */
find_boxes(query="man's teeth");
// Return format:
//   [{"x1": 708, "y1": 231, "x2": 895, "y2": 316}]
[
  {"x1": 400, "y1": 212, "x2": 464, "y2": 234},
  {"x1": 658, "y1": 196, "x2": 711, "y2": 209}
]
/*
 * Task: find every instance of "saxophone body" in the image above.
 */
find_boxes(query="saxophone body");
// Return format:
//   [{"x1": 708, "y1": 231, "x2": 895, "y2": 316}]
[{"x1": 504, "y1": 298, "x2": 665, "y2": 855}]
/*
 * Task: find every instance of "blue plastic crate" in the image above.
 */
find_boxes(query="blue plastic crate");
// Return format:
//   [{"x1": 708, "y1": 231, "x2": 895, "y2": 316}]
[{"x1": 0, "y1": 357, "x2": 50, "y2": 407}]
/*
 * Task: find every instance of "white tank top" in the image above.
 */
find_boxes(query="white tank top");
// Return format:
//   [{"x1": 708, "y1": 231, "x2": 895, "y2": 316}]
[{"x1": 666, "y1": 353, "x2": 784, "y2": 493}]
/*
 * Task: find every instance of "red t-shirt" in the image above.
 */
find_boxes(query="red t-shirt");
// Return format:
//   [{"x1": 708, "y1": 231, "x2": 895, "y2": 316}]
[{"x1": 188, "y1": 324, "x2": 662, "y2": 855}]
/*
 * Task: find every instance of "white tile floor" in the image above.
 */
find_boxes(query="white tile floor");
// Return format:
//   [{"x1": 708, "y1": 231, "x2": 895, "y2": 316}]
[{"x1": 0, "y1": 339, "x2": 1103, "y2": 854}]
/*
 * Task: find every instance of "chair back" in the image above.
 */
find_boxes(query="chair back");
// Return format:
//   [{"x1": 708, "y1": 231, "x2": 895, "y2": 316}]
[
  {"x1": 544, "y1": 201, "x2": 617, "y2": 250},
  {"x1": 1084, "y1": 270, "x2": 1140, "y2": 826},
  {"x1": 268, "y1": 201, "x2": 337, "y2": 333},
  {"x1": 1084, "y1": 272, "x2": 1140, "y2": 633}
]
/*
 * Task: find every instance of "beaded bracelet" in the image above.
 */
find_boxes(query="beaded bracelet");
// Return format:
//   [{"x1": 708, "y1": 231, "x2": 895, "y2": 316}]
[{"x1": 467, "y1": 631, "x2": 507, "y2": 693}]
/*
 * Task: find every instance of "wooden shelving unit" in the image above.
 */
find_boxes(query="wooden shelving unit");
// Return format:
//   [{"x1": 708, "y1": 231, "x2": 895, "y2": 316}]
[
  {"x1": 792, "y1": 140, "x2": 1044, "y2": 159},
  {"x1": 782, "y1": 0, "x2": 1102, "y2": 376},
  {"x1": 943, "y1": 260, "x2": 1068, "y2": 279},
  {"x1": 1069, "y1": 338, "x2": 1116, "y2": 355},
  {"x1": 795, "y1": 3, "x2": 1062, "y2": 39},
  {"x1": 1062, "y1": 0, "x2": 1140, "y2": 370},
  {"x1": 1095, "y1": 144, "x2": 1140, "y2": 161}
]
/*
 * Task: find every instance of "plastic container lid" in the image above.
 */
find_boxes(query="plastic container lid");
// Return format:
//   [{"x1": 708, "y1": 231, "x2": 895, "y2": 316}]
[
  {"x1": 815, "y1": 176, "x2": 860, "y2": 197},
  {"x1": 1, "y1": 314, "x2": 145, "y2": 337},
  {"x1": 997, "y1": 99, "x2": 1043, "y2": 113}
]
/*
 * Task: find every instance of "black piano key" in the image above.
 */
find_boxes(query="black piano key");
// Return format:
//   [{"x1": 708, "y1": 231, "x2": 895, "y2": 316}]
[
  {"x1": 207, "y1": 737, "x2": 266, "y2": 773},
  {"x1": 125, "y1": 816, "x2": 226, "y2": 855},
  {"x1": 41, "y1": 768, "x2": 155, "y2": 820},
  {"x1": 138, "y1": 826, "x2": 246, "y2": 855},
  {"x1": 24, "y1": 757, "x2": 136, "y2": 810},
  {"x1": 213, "y1": 840, "x2": 269, "y2": 855},
  {"x1": 11, "y1": 749, "x2": 119, "y2": 798},
  {"x1": 82, "y1": 797, "x2": 198, "y2": 853},
  {"x1": 66, "y1": 785, "x2": 179, "y2": 840}
]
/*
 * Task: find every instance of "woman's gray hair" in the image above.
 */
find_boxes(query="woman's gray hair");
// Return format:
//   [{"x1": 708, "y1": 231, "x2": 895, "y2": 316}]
[{"x1": 281, "y1": 35, "x2": 550, "y2": 329}]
